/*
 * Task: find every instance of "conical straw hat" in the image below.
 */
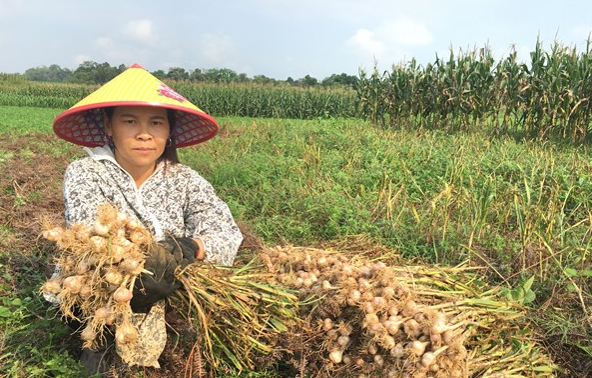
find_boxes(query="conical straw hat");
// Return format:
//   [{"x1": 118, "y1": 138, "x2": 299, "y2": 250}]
[{"x1": 53, "y1": 64, "x2": 218, "y2": 148}]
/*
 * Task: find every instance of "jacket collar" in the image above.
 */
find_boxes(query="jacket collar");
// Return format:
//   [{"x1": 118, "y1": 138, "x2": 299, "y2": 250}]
[{"x1": 83, "y1": 144, "x2": 117, "y2": 162}]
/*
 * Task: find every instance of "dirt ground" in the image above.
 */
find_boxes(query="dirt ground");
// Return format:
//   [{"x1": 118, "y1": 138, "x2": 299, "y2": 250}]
[{"x1": 0, "y1": 133, "x2": 589, "y2": 377}]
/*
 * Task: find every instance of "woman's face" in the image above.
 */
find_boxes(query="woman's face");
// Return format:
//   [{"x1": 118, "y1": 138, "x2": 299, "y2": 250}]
[{"x1": 104, "y1": 106, "x2": 170, "y2": 175}]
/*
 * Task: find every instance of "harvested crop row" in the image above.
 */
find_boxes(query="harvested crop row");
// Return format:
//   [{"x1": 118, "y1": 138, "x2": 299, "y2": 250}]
[
  {"x1": 259, "y1": 246, "x2": 557, "y2": 378},
  {"x1": 39, "y1": 204, "x2": 557, "y2": 377}
]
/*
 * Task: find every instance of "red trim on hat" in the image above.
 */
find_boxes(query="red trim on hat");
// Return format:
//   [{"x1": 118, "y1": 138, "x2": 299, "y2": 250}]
[
  {"x1": 53, "y1": 101, "x2": 216, "y2": 126},
  {"x1": 53, "y1": 101, "x2": 219, "y2": 148}
]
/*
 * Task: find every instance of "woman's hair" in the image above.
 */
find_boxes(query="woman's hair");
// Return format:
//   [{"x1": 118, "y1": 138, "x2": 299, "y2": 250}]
[{"x1": 103, "y1": 106, "x2": 180, "y2": 164}]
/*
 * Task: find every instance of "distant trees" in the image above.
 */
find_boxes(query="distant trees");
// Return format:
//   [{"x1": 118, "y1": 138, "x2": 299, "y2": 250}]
[
  {"x1": 322, "y1": 73, "x2": 358, "y2": 87},
  {"x1": 165, "y1": 67, "x2": 190, "y2": 81},
  {"x1": 20, "y1": 61, "x2": 358, "y2": 88},
  {"x1": 24, "y1": 61, "x2": 125, "y2": 84},
  {"x1": 71, "y1": 62, "x2": 126, "y2": 84},
  {"x1": 24, "y1": 64, "x2": 73, "y2": 82},
  {"x1": 190, "y1": 68, "x2": 252, "y2": 83},
  {"x1": 300, "y1": 75, "x2": 318, "y2": 86}
]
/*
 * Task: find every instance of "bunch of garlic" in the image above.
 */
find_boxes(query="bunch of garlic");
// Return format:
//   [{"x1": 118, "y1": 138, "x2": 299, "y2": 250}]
[
  {"x1": 260, "y1": 246, "x2": 468, "y2": 378},
  {"x1": 41, "y1": 204, "x2": 153, "y2": 349}
]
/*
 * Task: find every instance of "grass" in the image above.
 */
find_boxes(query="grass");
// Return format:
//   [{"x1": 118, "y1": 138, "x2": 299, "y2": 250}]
[
  {"x1": 0, "y1": 106, "x2": 59, "y2": 134},
  {"x1": 191, "y1": 118, "x2": 592, "y2": 266},
  {"x1": 0, "y1": 248, "x2": 85, "y2": 377},
  {"x1": 0, "y1": 106, "x2": 590, "y2": 376}
]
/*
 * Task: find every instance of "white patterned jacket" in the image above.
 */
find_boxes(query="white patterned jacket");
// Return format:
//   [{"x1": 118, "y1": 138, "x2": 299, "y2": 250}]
[{"x1": 62, "y1": 145, "x2": 242, "y2": 266}]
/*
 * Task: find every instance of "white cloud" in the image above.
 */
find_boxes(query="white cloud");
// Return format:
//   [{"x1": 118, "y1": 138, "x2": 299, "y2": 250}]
[
  {"x1": 377, "y1": 16, "x2": 433, "y2": 46},
  {"x1": 123, "y1": 19, "x2": 154, "y2": 41},
  {"x1": 89, "y1": 37, "x2": 131, "y2": 63},
  {"x1": 345, "y1": 15, "x2": 433, "y2": 58},
  {"x1": 345, "y1": 16, "x2": 433, "y2": 67},
  {"x1": 199, "y1": 33, "x2": 235, "y2": 63},
  {"x1": 346, "y1": 29, "x2": 387, "y2": 57}
]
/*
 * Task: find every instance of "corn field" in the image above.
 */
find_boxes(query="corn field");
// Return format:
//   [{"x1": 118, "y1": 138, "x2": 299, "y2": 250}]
[
  {"x1": 0, "y1": 80, "x2": 97, "y2": 109},
  {"x1": 357, "y1": 38, "x2": 592, "y2": 141},
  {"x1": 0, "y1": 78, "x2": 357, "y2": 120},
  {"x1": 173, "y1": 82, "x2": 357, "y2": 119}
]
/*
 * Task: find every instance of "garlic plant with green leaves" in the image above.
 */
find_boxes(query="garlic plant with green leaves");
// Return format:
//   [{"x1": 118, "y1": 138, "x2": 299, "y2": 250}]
[{"x1": 260, "y1": 246, "x2": 557, "y2": 378}]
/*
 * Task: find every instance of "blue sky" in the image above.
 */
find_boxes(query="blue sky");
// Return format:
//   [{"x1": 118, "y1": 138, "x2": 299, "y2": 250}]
[{"x1": 1, "y1": 0, "x2": 591, "y2": 80}]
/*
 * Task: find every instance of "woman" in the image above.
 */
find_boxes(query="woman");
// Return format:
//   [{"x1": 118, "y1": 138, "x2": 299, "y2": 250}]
[{"x1": 50, "y1": 64, "x2": 243, "y2": 373}]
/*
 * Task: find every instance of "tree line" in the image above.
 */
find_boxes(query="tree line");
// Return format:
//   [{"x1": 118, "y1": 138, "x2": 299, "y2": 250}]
[{"x1": 19, "y1": 61, "x2": 358, "y2": 88}]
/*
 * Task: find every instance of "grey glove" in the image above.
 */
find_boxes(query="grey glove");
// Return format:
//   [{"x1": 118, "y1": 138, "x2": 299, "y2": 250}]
[
  {"x1": 159, "y1": 236, "x2": 198, "y2": 267},
  {"x1": 130, "y1": 237, "x2": 198, "y2": 313}
]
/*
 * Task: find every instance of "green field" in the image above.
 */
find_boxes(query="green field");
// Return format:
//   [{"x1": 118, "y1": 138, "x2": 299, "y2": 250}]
[{"x1": 0, "y1": 104, "x2": 591, "y2": 377}]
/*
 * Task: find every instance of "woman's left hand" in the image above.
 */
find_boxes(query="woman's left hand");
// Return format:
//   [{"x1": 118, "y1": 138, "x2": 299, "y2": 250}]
[{"x1": 159, "y1": 236, "x2": 200, "y2": 264}]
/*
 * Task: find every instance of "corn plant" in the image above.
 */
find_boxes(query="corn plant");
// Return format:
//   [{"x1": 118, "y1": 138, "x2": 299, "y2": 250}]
[{"x1": 356, "y1": 38, "x2": 592, "y2": 142}]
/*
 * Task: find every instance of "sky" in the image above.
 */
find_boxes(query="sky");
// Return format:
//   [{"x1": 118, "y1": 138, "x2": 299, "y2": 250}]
[{"x1": 1, "y1": 0, "x2": 591, "y2": 80}]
